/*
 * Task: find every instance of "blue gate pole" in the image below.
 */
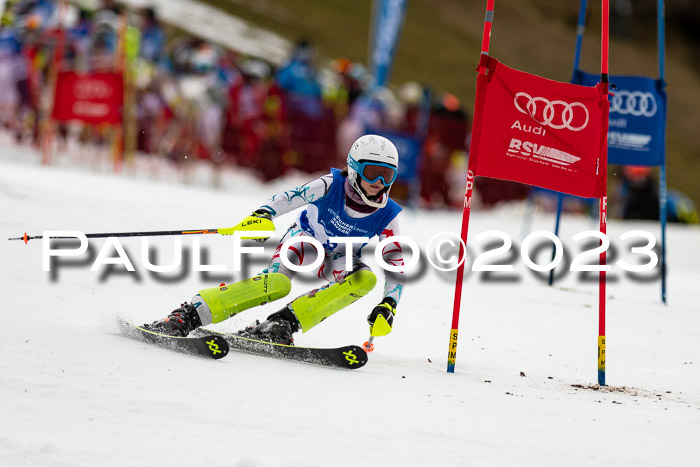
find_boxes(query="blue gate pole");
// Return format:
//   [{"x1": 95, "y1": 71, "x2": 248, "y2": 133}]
[
  {"x1": 658, "y1": 0, "x2": 667, "y2": 304},
  {"x1": 548, "y1": 193, "x2": 564, "y2": 286},
  {"x1": 660, "y1": 164, "x2": 667, "y2": 303},
  {"x1": 572, "y1": 0, "x2": 588, "y2": 75},
  {"x1": 550, "y1": 0, "x2": 587, "y2": 286}
]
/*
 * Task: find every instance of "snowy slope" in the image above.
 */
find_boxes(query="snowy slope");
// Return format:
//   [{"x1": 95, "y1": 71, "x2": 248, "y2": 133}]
[{"x1": 1, "y1": 142, "x2": 699, "y2": 467}]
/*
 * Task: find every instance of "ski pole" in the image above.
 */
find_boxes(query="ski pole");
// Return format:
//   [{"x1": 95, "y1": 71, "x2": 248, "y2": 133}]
[
  {"x1": 9, "y1": 218, "x2": 275, "y2": 244},
  {"x1": 362, "y1": 336, "x2": 375, "y2": 353}
]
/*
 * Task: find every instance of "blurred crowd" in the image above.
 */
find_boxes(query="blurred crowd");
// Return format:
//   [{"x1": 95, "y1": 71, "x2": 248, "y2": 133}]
[
  {"x1": 6, "y1": 0, "x2": 690, "y2": 221},
  {"x1": 0, "y1": 0, "x2": 471, "y2": 209}
]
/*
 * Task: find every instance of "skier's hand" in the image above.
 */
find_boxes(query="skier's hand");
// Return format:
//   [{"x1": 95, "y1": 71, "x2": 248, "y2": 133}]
[
  {"x1": 248, "y1": 209, "x2": 273, "y2": 243},
  {"x1": 250, "y1": 209, "x2": 273, "y2": 221},
  {"x1": 219, "y1": 209, "x2": 274, "y2": 242},
  {"x1": 367, "y1": 297, "x2": 397, "y2": 337}
]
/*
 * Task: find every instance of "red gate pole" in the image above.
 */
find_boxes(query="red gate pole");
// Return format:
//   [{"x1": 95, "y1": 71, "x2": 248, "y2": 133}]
[
  {"x1": 598, "y1": 0, "x2": 610, "y2": 386},
  {"x1": 447, "y1": 0, "x2": 495, "y2": 373}
]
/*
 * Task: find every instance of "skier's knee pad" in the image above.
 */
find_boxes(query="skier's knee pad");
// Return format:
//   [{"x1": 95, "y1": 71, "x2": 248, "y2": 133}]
[
  {"x1": 291, "y1": 269, "x2": 377, "y2": 332},
  {"x1": 197, "y1": 272, "x2": 292, "y2": 324}
]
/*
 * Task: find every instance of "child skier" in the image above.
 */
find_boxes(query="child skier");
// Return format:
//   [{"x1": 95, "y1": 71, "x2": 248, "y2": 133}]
[{"x1": 146, "y1": 134, "x2": 406, "y2": 345}]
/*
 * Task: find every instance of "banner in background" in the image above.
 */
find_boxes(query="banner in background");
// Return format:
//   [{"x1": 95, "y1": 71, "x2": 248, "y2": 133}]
[
  {"x1": 573, "y1": 71, "x2": 666, "y2": 166},
  {"x1": 474, "y1": 58, "x2": 607, "y2": 198},
  {"x1": 370, "y1": 0, "x2": 408, "y2": 87},
  {"x1": 52, "y1": 71, "x2": 123, "y2": 125}
]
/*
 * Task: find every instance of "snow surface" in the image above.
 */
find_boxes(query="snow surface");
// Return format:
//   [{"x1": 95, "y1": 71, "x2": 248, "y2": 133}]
[{"x1": 1, "y1": 141, "x2": 699, "y2": 467}]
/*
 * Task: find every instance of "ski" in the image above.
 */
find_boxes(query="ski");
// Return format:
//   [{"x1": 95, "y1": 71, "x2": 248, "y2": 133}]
[
  {"x1": 191, "y1": 328, "x2": 367, "y2": 369},
  {"x1": 117, "y1": 317, "x2": 229, "y2": 360}
]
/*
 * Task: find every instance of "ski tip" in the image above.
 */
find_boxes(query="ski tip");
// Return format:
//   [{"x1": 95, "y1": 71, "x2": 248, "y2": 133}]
[
  {"x1": 117, "y1": 316, "x2": 230, "y2": 360},
  {"x1": 115, "y1": 315, "x2": 132, "y2": 330},
  {"x1": 341, "y1": 345, "x2": 368, "y2": 369},
  {"x1": 201, "y1": 335, "x2": 230, "y2": 359}
]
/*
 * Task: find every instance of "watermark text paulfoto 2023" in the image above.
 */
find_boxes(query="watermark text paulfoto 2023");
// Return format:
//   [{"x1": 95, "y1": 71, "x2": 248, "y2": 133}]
[{"x1": 40, "y1": 229, "x2": 659, "y2": 276}]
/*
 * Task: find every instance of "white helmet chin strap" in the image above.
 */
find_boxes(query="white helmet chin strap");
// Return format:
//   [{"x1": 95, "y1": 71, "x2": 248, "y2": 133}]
[{"x1": 350, "y1": 175, "x2": 390, "y2": 208}]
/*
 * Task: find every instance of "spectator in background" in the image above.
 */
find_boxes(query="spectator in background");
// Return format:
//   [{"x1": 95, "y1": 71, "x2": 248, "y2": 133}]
[
  {"x1": 258, "y1": 62, "x2": 291, "y2": 181},
  {"x1": 666, "y1": 190, "x2": 699, "y2": 224},
  {"x1": 326, "y1": 58, "x2": 367, "y2": 119},
  {"x1": 397, "y1": 81, "x2": 423, "y2": 135},
  {"x1": 65, "y1": 9, "x2": 92, "y2": 69},
  {"x1": 19, "y1": 0, "x2": 55, "y2": 27},
  {"x1": 346, "y1": 63, "x2": 370, "y2": 109},
  {"x1": 611, "y1": 0, "x2": 633, "y2": 39},
  {"x1": 155, "y1": 39, "x2": 225, "y2": 165},
  {"x1": 0, "y1": 21, "x2": 22, "y2": 135},
  {"x1": 226, "y1": 57, "x2": 270, "y2": 168},
  {"x1": 336, "y1": 86, "x2": 392, "y2": 160},
  {"x1": 135, "y1": 76, "x2": 167, "y2": 154},
  {"x1": 13, "y1": 8, "x2": 44, "y2": 144},
  {"x1": 189, "y1": 42, "x2": 226, "y2": 163},
  {"x1": 132, "y1": 7, "x2": 167, "y2": 155},
  {"x1": 216, "y1": 50, "x2": 242, "y2": 90},
  {"x1": 448, "y1": 132, "x2": 470, "y2": 207},
  {"x1": 275, "y1": 38, "x2": 338, "y2": 172},
  {"x1": 276, "y1": 38, "x2": 321, "y2": 97},
  {"x1": 615, "y1": 165, "x2": 699, "y2": 224},
  {"x1": 89, "y1": 4, "x2": 120, "y2": 71},
  {"x1": 420, "y1": 93, "x2": 469, "y2": 208},
  {"x1": 138, "y1": 6, "x2": 164, "y2": 64},
  {"x1": 323, "y1": 58, "x2": 350, "y2": 120},
  {"x1": 1, "y1": 0, "x2": 20, "y2": 27},
  {"x1": 275, "y1": 38, "x2": 322, "y2": 117},
  {"x1": 618, "y1": 165, "x2": 659, "y2": 220}
]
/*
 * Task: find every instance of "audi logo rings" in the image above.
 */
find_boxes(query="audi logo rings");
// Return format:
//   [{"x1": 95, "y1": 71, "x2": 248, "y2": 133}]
[
  {"x1": 74, "y1": 80, "x2": 113, "y2": 100},
  {"x1": 514, "y1": 92, "x2": 590, "y2": 131},
  {"x1": 610, "y1": 90, "x2": 657, "y2": 117}
]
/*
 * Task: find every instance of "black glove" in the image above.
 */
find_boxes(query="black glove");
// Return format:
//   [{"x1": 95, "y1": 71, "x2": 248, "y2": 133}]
[
  {"x1": 367, "y1": 297, "x2": 397, "y2": 337},
  {"x1": 251, "y1": 209, "x2": 273, "y2": 220},
  {"x1": 250, "y1": 209, "x2": 273, "y2": 243}
]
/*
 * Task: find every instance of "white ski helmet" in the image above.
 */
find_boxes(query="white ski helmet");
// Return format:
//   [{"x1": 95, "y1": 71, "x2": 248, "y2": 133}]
[{"x1": 347, "y1": 134, "x2": 399, "y2": 208}]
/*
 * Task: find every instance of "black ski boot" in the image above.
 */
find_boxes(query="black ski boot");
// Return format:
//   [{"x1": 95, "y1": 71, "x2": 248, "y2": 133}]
[
  {"x1": 144, "y1": 302, "x2": 202, "y2": 337},
  {"x1": 237, "y1": 306, "x2": 299, "y2": 345}
]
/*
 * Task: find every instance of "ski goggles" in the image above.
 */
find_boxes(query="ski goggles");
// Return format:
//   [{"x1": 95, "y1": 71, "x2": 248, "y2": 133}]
[{"x1": 349, "y1": 159, "x2": 398, "y2": 185}]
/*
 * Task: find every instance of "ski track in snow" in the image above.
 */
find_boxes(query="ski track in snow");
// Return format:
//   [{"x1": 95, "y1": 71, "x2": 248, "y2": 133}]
[{"x1": 1, "y1": 141, "x2": 699, "y2": 467}]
